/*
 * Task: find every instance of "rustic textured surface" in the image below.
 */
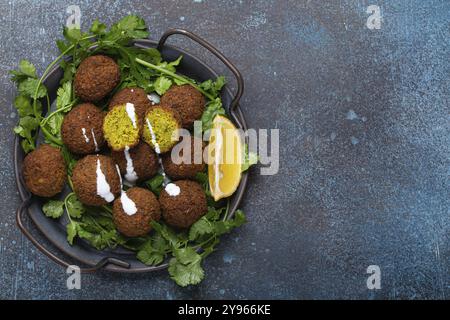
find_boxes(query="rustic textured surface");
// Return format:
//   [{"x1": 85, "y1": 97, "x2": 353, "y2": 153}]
[{"x1": 0, "y1": 0, "x2": 449, "y2": 299}]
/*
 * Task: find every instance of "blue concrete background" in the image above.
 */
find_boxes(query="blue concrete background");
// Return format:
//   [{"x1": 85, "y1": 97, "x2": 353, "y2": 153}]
[{"x1": 0, "y1": 0, "x2": 449, "y2": 299}]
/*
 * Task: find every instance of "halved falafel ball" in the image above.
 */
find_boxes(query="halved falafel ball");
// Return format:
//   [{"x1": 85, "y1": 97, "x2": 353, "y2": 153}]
[
  {"x1": 108, "y1": 87, "x2": 152, "y2": 121},
  {"x1": 159, "y1": 180, "x2": 207, "y2": 229},
  {"x1": 103, "y1": 103, "x2": 141, "y2": 151},
  {"x1": 72, "y1": 155, "x2": 121, "y2": 206},
  {"x1": 74, "y1": 55, "x2": 120, "y2": 102},
  {"x1": 162, "y1": 135, "x2": 206, "y2": 180},
  {"x1": 142, "y1": 105, "x2": 181, "y2": 154},
  {"x1": 160, "y1": 84, "x2": 206, "y2": 128},
  {"x1": 113, "y1": 187, "x2": 161, "y2": 237},
  {"x1": 61, "y1": 103, "x2": 105, "y2": 155},
  {"x1": 22, "y1": 144, "x2": 67, "y2": 197},
  {"x1": 111, "y1": 141, "x2": 159, "y2": 184}
]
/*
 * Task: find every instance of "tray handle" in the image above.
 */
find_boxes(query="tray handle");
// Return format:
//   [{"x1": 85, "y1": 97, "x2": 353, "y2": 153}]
[
  {"x1": 157, "y1": 28, "x2": 246, "y2": 129},
  {"x1": 16, "y1": 194, "x2": 130, "y2": 273}
]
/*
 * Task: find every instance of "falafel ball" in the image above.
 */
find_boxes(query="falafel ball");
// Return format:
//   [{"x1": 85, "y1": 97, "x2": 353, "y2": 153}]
[
  {"x1": 108, "y1": 87, "x2": 152, "y2": 121},
  {"x1": 74, "y1": 55, "x2": 120, "y2": 102},
  {"x1": 61, "y1": 103, "x2": 105, "y2": 155},
  {"x1": 162, "y1": 135, "x2": 206, "y2": 180},
  {"x1": 22, "y1": 144, "x2": 67, "y2": 197},
  {"x1": 103, "y1": 103, "x2": 141, "y2": 151},
  {"x1": 159, "y1": 180, "x2": 207, "y2": 228},
  {"x1": 113, "y1": 187, "x2": 161, "y2": 237},
  {"x1": 72, "y1": 154, "x2": 121, "y2": 206},
  {"x1": 142, "y1": 105, "x2": 181, "y2": 154},
  {"x1": 160, "y1": 84, "x2": 206, "y2": 128},
  {"x1": 111, "y1": 141, "x2": 159, "y2": 184}
]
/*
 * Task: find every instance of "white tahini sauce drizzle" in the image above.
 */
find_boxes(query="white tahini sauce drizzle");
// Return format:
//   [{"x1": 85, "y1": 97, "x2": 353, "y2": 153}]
[
  {"x1": 146, "y1": 118, "x2": 170, "y2": 185},
  {"x1": 91, "y1": 128, "x2": 99, "y2": 152},
  {"x1": 121, "y1": 191, "x2": 137, "y2": 216},
  {"x1": 124, "y1": 146, "x2": 138, "y2": 183},
  {"x1": 81, "y1": 128, "x2": 90, "y2": 143},
  {"x1": 115, "y1": 164, "x2": 123, "y2": 189},
  {"x1": 214, "y1": 128, "x2": 223, "y2": 193},
  {"x1": 146, "y1": 118, "x2": 161, "y2": 154},
  {"x1": 125, "y1": 103, "x2": 137, "y2": 128},
  {"x1": 147, "y1": 93, "x2": 160, "y2": 105},
  {"x1": 165, "y1": 183, "x2": 180, "y2": 197},
  {"x1": 96, "y1": 158, "x2": 115, "y2": 202}
]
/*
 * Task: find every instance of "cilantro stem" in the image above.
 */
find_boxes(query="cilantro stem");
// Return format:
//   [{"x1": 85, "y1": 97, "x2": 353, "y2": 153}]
[
  {"x1": 64, "y1": 192, "x2": 75, "y2": 222},
  {"x1": 222, "y1": 200, "x2": 230, "y2": 222},
  {"x1": 134, "y1": 57, "x2": 215, "y2": 100},
  {"x1": 67, "y1": 175, "x2": 74, "y2": 191},
  {"x1": 40, "y1": 100, "x2": 77, "y2": 127}
]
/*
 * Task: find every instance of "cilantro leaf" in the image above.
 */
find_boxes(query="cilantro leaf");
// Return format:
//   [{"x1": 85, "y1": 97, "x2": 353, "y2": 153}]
[
  {"x1": 144, "y1": 174, "x2": 164, "y2": 195},
  {"x1": 168, "y1": 255, "x2": 204, "y2": 287},
  {"x1": 199, "y1": 76, "x2": 226, "y2": 97},
  {"x1": 154, "y1": 76, "x2": 172, "y2": 95},
  {"x1": 66, "y1": 194, "x2": 85, "y2": 218},
  {"x1": 56, "y1": 81, "x2": 73, "y2": 110},
  {"x1": 90, "y1": 19, "x2": 107, "y2": 35},
  {"x1": 42, "y1": 200, "x2": 65, "y2": 219},
  {"x1": 201, "y1": 98, "x2": 225, "y2": 131},
  {"x1": 44, "y1": 112, "x2": 64, "y2": 136},
  {"x1": 14, "y1": 116, "x2": 40, "y2": 139},
  {"x1": 151, "y1": 221, "x2": 180, "y2": 248},
  {"x1": 105, "y1": 15, "x2": 149, "y2": 44},
  {"x1": 10, "y1": 60, "x2": 37, "y2": 83},
  {"x1": 189, "y1": 216, "x2": 215, "y2": 241},
  {"x1": 136, "y1": 234, "x2": 168, "y2": 266},
  {"x1": 18, "y1": 78, "x2": 47, "y2": 98},
  {"x1": 66, "y1": 221, "x2": 79, "y2": 245},
  {"x1": 14, "y1": 95, "x2": 34, "y2": 117}
]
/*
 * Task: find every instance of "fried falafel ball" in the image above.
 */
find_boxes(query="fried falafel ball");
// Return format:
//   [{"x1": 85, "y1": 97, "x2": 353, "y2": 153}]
[
  {"x1": 74, "y1": 55, "x2": 120, "y2": 102},
  {"x1": 142, "y1": 105, "x2": 181, "y2": 154},
  {"x1": 160, "y1": 84, "x2": 206, "y2": 128},
  {"x1": 72, "y1": 155, "x2": 121, "y2": 206},
  {"x1": 113, "y1": 187, "x2": 161, "y2": 237},
  {"x1": 111, "y1": 141, "x2": 159, "y2": 184},
  {"x1": 159, "y1": 180, "x2": 207, "y2": 228},
  {"x1": 162, "y1": 135, "x2": 206, "y2": 180},
  {"x1": 108, "y1": 87, "x2": 152, "y2": 121},
  {"x1": 22, "y1": 144, "x2": 67, "y2": 197},
  {"x1": 61, "y1": 103, "x2": 105, "y2": 155},
  {"x1": 103, "y1": 103, "x2": 141, "y2": 151}
]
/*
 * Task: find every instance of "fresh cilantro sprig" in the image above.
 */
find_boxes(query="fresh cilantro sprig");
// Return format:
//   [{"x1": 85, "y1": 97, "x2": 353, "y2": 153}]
[{"x1": 136, "y1": 206, "x2": 246, "y2": 287}]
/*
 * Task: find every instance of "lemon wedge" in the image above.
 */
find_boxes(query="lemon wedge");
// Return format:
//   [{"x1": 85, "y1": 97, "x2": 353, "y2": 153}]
[{"x1": 208, "y1": 115, "x2": 243, "y2": 201}]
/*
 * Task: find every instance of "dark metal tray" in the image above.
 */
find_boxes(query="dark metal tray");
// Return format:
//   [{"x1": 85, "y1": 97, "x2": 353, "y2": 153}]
[{"x1": 14, "y1": 29, "x2": 248, "y2": 273}]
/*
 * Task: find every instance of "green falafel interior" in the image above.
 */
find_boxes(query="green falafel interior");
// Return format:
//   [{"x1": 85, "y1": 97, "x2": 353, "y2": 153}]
[
  {"x1": 10, "y1": 15, "x2": 252, "y2": 287},
  {"x1": 103, "y1": 104, "x2": 141, "y2": 151}
]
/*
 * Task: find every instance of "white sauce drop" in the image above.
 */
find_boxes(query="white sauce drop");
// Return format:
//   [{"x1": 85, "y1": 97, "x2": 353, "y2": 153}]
[
  {"x1": 96, "y1": 158, "x2": 115, "y2": 202},
  {"x1": 121, "y1": 191, "x2": 138, "y2": 216},
  {"x1": 81, "y1": 128, "x2": 90, "y2": 143},
  {"x1": 91, "y1": 128, "x2": 99, "y2": 152},
  {"x1": 147, "y1": 93, "x2": 160, "y2": 105},
  {"x1": 165, "y1": 183, "x2": 180, "y2": 197},
  {"x1": 123, "y1": 146, "x2": 138, "y2": 183},
  {"x1": 125, "y1": 103, "x2": 137, "y2": 128},
  {"x1": 146, "y1": 118, "x2": 161, "y2": 154}
]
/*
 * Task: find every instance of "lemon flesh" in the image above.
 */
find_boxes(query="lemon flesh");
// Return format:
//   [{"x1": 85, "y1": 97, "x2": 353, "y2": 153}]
[{"x1": 208, "y1": 115, "x2": 243, "y2": 201}]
